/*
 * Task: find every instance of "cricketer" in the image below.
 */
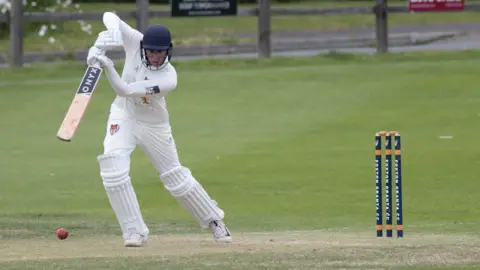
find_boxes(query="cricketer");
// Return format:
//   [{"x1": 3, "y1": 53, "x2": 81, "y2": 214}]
[{"x1": 86, "y1": 12, "x2": 232, "y2": 247}]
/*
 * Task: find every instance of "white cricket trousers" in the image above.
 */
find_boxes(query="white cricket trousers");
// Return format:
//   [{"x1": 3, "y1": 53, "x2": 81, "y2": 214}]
[{"x1": 102, "y1": 112, "x2": 181, "y2": 173}]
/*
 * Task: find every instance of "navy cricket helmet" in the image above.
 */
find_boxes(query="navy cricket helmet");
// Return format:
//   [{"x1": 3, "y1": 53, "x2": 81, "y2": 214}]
[{"x1": 140, "y1": 24, "x2": 173, "y2": 69}]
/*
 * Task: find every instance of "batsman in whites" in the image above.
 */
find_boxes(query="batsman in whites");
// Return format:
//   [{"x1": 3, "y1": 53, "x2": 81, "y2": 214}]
[{"x1": 87, "y1": 12, "x2": 232, "y2": 247}]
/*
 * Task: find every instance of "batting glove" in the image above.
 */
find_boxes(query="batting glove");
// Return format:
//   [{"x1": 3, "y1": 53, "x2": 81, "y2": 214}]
[
  {"x1": 86, "y1": 46, "x2": 105, "y2": 66},
  {"x1": 94, "y1": 30, "x2": 123, "y2": 51},
  {"x1": 94, "y1": 54, "x2": 114, "y2": 69}
]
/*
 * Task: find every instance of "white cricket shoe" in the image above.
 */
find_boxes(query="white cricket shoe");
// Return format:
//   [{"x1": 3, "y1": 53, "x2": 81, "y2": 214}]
[
  {"x1": 209, "y1": 220, "x2": 232, "y2": 243},
  {"x1": 124, "y1": 233, "x2": 148, "y2": 247}
]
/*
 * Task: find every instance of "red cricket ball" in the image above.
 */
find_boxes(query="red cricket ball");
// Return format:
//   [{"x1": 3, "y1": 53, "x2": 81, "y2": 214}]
[{"x1": 56, "y1": 228, "x2": 69, "y2": 240}]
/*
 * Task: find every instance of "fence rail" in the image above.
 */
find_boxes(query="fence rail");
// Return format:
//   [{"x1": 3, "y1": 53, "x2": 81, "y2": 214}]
[
  {"x1": 3, "y1": 0, "x2": 480, "y2": 67},
  {"x1": 3, "y1": 4, "x2": 480, "y2": 23}
]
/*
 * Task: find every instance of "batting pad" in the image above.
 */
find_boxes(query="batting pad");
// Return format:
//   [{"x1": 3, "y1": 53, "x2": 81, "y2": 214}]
[
  {"x1": 160, "y1": 167, "x2": 225, "y2": 229},
  {"x1": 98, "y1": 153, "x2": 149, "y2": 238}
]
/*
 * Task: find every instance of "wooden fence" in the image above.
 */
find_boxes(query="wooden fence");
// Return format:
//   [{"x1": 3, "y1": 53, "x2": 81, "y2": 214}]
[{"x1": 2, "y1": 0, "x2": 480, "y2": 67}]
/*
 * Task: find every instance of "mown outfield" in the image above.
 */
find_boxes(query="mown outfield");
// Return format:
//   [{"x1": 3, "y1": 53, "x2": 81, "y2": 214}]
[{"x1": 0, "y1": 50, "x2": 479, "y2": 268}]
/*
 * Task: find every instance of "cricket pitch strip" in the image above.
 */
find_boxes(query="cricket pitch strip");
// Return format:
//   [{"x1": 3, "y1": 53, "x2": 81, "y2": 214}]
[{"x1": 0, "y1": 230, "x2": 479, "y2": 268}]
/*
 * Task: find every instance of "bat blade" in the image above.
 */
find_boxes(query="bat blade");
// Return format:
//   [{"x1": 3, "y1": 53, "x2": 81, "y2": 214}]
[{"x1": 56, "y1": 65, "x2": 103, "y2": 142}]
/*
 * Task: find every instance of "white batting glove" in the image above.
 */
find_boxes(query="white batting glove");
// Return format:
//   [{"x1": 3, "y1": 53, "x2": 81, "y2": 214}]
[
  {"x1": 95, "y1": 54, "x2": 114, "y2": 69},
  {"x1": 86, "y1": 46, "x2": 105, "y2": 66},
  {"x1": 94, "y1": 30, "x2": 123, "y2": 50}
]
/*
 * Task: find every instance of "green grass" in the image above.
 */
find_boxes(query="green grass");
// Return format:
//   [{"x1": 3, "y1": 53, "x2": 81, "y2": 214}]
[
  {"x1": 0, "y1": 50, "x2": 480, "y2": 268},
  {"x1": 0, "y1": 1, "x2": 479, "y2": 52}
]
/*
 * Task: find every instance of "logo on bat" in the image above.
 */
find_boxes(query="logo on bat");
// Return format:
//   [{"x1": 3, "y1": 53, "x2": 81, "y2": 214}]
[{"x1": 76, "y1": 66, "x2": 102, "y2": 95}]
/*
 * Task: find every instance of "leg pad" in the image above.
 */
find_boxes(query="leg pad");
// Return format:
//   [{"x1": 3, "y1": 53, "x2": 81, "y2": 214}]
[
  {"x1": 98, "y1": 153, "x2": 149, "y2": 238},
  {"x1": 160, "y1": 166, "x2": 224, "y2": 229}
]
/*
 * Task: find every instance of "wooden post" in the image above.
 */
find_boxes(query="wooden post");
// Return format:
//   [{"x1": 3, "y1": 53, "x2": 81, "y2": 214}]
[
  {"x1": 257, "y1": 0, "x2": 271, "y2": 58},
  {"x1": 10, "y1": 0, "x2": 24, "y2": 67},
  {"x1": 136, "y1": 0, "x2": 149, "y2": 33},
  {"x1": 374, "y1": 0, "x2": 388, "y2": 53}
]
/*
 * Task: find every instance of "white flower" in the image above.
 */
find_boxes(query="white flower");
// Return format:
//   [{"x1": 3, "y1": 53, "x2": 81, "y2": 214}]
[
  {"x1": 38, "y1": 24, "x2": 48, "y2": 37},
  {"x1": 48, "y1": 37, "x2": 56, "y2": 44},
  {"x1": 80, "y1": 22, "x2": 92, "y2": 35},
  {"x1": 62, "y1": 0, "x2": 72, "y2": 8},
  {"x1": 31, "y1": 1, "x2": 37, "y2": 7},
  {"x1": 0, "y1": 1, "x2": 10, "y2": 14},
  {"x1": 50, "y1": 24, "x2": 57, "y2": 30}
]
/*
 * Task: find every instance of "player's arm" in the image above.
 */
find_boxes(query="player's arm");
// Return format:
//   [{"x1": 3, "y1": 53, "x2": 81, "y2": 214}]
[
  {"x1": 105, "y1": 68, "x2": 177, "y2": 97},
  {"x1": 102, "y1": 12, "x2": 143, "y2": 52},
  {"x1": 96, "y1": 56, "x2": 177, "y2": 97}
]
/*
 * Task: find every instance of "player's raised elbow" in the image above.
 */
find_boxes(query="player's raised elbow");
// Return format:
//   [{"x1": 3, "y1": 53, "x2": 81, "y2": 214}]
[
  {"x1": 103, "y1": 12, "x2": 120, "y2": 29},
  {"x1": 103, "y1": 11, "x2": 116, "y2": 19}
]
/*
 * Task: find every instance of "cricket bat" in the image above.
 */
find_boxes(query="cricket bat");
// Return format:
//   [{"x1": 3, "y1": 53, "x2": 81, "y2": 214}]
[{"x1": 56, "y1": 63, "x2": 103, "y2": 142}]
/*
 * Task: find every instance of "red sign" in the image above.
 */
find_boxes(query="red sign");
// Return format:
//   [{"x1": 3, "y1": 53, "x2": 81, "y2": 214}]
[{"x1": 408, "y1": 0, "x2": 465, "y2": 12}]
